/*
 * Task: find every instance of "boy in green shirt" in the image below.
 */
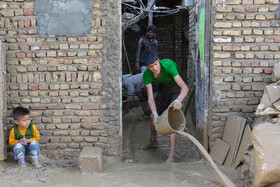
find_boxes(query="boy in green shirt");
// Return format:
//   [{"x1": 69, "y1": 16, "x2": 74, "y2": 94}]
[{"x1": 142, "y1": 52, "x2": 189, "y2": 162}]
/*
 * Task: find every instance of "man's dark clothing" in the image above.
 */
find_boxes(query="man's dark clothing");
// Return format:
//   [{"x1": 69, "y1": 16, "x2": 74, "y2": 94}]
[{"x1": 136, "y1": 36, "x2": 158, "y2": 67}]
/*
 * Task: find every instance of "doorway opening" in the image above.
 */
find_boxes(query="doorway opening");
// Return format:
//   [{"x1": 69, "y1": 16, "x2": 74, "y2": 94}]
[{"x1": 121, "y1": 1, "x2": 206, "y2": 163}]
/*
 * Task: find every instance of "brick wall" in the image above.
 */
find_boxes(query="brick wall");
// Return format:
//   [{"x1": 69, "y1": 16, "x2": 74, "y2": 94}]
[
  {"x1": 0, "y1": 0, "x2": 121, "y2": 160},
  {"x1": 123, "y1": 11, "x2": 188, "y2": 74},
  {"x1": 210, "y1": 0, "x2": 280, "y2": 147}
]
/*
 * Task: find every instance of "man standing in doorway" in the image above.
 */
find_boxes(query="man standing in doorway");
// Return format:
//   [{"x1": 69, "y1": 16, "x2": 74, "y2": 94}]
[
  {"x1": 142, "y1": 51, "x2": 189, "y2": 162},
  {"x1": 136, "y1": 25, "x2": 158, "y2": 73}
]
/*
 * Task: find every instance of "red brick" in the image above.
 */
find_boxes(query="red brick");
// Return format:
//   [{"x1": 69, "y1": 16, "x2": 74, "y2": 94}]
[
  {"x1": 18, "y1": 20, "x2": 24, "y2": 28},
  {"x1": 47, "y1": 105, "x2": 64, "y2": 110},
  {"x1": 27, "y1": 66, "x2": 37, "y2": 71},
  {"x1": 88, "y1": 65, "x2": 97, "y2": 71},
  {"x1": 51, "y1": 98, "x2": 61, "y2": 103},
  {"x1": 89, "y1": 58, "x2": 103, "y2": 64},
  {"x1": 49, "y1": 59, "x2": 63, "y2": 64},
  {"x1": 23, "y1": 10, "x2": 33, "y2": 16},
  {"x1": 255, "y1": 54, "x2": 264, "y2": 59},
  {"x1": 235, "y1": 7, "x2": 245, "y2": 12},
  {"x1": 60, "y1": 73, "x2": 66, "y2": 81},
  {"x1": 39, "y1": 85, "x2": 48, "y2": 90},
  {"x1": 58, "y1": 52, "x2": 67, "y2": 57},
  {"x1": 29, "y1": 85, "x2": 38, "y2": 90},
  {"x1": 248, "y1": 62, "x2": 259, "y2": 66},
  {"x1": 30, "y1": 106, "x2": 47, "y2": 110},
  {"x1": 16, "y1": 38, "x2": 26, "y2": 43},
  {"x1": 25, "y1": 18, "x2": 30, "y2": 27},
  {"x1": 16, "y1": 53, "x2": 25, "y2": 58},
  {"x1": 236, "y1": 14, "x2": 245, "y2": 20},
  {"x1": 82, "y1": 104, "x2": 99, "y2": 110},
  {"x1": 19, "y1": 45, "x2": 29, "y2": 51},
  {"x1": 64, "y1": 111, "x2": 74, "y2": 116},
  {"x1": 18, "y1": 30, "x2": 27, "y2": 35},
  {"x1": 48, "y1": 66, "x2": 57, "y2": 71},
  {"x1": 41, "y1": 45, "x2": 49, "y2": 50},
  {"x1": 64, "y1": 59, "x2": 72, "y2": 64},
  {"x1": 26, "y1": 53, "x2": 35, "y2": 58},
  {"x1": 247, "y1": 7, "x2": 257, "y2": 13},
  {"x1": 92, "y1": 124, "x2": 104, "y2": 130},
  {"x1": 82, "y1": 124, "x2": 92, "y2": 130},
  {"x1": 90, "y1": 83, "x2": 102, "y2": 89},
  {"x1": 264, "y1": 68, "x2": 272, "y2": 74},
  {"x1": 78, "y1": 37, "x2": 87, "y2": 41},
  {"x1": 274, "y1": 38, "x2": 280, "y2": 43},
  {"x1": 38, "y1": 66, "x2": 47, "y2": 71},
  {"x1": 265, "y1": 38, "x2": 274, "y2": 43},
  {"x1": 16, "y1": 75, "x2": 22, "y2": 83}
]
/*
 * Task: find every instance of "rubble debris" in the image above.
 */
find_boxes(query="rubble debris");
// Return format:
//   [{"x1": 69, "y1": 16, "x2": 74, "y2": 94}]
[
  {"x1": 222, "y1": 115, "x2": 246, "y2": 167},
  {"x1": 233, "y1": 125, "x2": 252, "y2": 169},
  {"x1": 252, "y1": 122, "x2": 280, "y2": 187},
  {"x1": 210, "y1": 139, "x2": 229, "y2": 165}
]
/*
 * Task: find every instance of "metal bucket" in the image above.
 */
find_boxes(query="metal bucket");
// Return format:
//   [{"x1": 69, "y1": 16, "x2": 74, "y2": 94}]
[{"x1": 156, "y1": 107, "x2": 186, "y2": 136}]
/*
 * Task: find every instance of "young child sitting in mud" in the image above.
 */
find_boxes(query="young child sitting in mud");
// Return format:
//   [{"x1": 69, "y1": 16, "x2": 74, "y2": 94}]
[{"x1": 9, "y1": 106, "x2": 42, "y2": 168}]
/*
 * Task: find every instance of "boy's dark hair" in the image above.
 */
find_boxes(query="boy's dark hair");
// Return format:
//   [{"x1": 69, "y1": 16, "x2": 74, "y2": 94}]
[
  {"x1": 146, "y1": 25, "x2": 156, "y2": 33},
  {"x1": 12, "y1": 106, "x2": 30, "y2": 120}
]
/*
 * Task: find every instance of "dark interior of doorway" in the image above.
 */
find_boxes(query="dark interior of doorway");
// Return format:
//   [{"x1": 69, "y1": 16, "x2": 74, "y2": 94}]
[{"x1": 122, "y1": 10, "x2": 199, "y2": 163}]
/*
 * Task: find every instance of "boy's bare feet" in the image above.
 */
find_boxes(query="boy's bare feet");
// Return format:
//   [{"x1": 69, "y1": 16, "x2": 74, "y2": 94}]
[{"x1": 165, "y1": 154, "x2": 176, "y2": 163}]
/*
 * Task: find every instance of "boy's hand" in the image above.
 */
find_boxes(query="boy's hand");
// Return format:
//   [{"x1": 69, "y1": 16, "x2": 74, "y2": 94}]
[
  {"x1": 22, "y1": 139, "x2": 30, "y2": 145},
  {"x1": 170, "y1": 99, "x2": 182, "y2": 110},
  {"x1": 152, "y1": 111, "x2": 159, "y2": 125},
  {"x1": 18, "y1": 139, "x2": 25, "y2": 146},
  {"x1": 18, "y1": 139, "x2": 30, "y2": 146}
]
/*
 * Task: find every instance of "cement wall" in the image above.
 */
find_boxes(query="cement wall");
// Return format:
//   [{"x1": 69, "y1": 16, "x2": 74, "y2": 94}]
[
  {"x1": 209, "y1": 0, "x2": 280, "y2": 148},
  {"x1": 0, "y1": 41, "x2": 7, "y2": 161},
  {"x1": 35, "y1": 0, "x2": 93, "y2": 37},
  {"x1": 0, "y1": 0, "x2": 121, "y2": 160}
]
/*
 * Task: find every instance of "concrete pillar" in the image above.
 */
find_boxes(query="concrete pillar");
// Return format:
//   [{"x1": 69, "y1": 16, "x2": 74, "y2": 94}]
[{"x1": 0, "y1": 41, "x2": 7, "y2": 161}]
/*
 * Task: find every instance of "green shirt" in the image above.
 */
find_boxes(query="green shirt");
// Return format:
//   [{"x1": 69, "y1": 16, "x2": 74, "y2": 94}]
[{"x1": 143, "y1": 59, "x2": 181, "y2": 86}]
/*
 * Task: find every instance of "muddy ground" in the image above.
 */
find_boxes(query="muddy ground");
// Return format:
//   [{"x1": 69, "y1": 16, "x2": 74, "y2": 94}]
[{"x1": 0, "y1": 106, "x2": 250, "y2": 186}]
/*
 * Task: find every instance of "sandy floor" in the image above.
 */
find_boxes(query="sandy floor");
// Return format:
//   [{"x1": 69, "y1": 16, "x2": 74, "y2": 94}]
[
  {"x1": 0, "y1": 154, "x2": 247, "y2": 187},
  {"x1": 0, "y1": 106, "x2": 249, "y2": 187},
  {"x1": 122, "y1": 106, "x2": 201, "y2": 163}
]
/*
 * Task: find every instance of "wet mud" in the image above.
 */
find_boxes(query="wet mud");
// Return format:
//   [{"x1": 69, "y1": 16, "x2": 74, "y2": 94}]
[
  {"x1": 122, "y1": 106, "x2": 201, "y2": 163},
  {"x1": 0, "y1": 106, "x2": 247, "y2": 186}
]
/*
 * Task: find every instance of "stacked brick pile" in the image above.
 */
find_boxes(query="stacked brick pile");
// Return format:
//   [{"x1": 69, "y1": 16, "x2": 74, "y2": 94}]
[
  {"x1": 210, "y1": 0, "x2": 280, "y2": 147},
  {"x1": 0, "y1": 0, "x2": 121, "y2": 159}
]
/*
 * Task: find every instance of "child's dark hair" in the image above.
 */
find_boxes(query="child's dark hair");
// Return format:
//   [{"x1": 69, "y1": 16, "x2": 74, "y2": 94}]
[
  {"x1": 146, "y1": 25, "x2": 156, "y2": 33},
  {"x1": 12, "y1": 106, "x2": 30, "y2": 120}
]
